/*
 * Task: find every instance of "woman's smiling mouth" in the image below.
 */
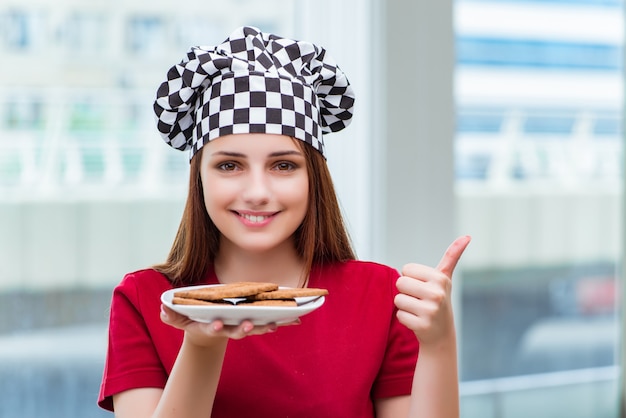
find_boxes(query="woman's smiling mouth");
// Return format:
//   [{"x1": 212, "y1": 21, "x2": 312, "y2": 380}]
[{"x1": 235, "y1": 211, "x2": 276, "y2": 224}]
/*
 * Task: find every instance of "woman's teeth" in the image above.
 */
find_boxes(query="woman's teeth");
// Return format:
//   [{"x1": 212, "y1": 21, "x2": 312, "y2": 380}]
[{"x1": 241, "y1": 213, "x2": 269, "y2": 223}]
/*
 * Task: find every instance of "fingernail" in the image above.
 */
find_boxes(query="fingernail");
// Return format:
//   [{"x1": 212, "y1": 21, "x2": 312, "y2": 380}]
[{"x1": 160, "y1": 305, "x2": 168, "y2": 319}]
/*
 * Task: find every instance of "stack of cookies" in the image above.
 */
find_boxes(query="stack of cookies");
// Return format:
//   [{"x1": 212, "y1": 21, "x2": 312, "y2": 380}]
[{"x1": 172, "y1": 282, "x2": 328, "y2": 307}]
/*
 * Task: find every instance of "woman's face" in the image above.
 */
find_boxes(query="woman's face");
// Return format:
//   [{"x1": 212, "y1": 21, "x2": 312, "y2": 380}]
[{"x1": 199, "y1": 133, "x2": 309, "y2": 254}]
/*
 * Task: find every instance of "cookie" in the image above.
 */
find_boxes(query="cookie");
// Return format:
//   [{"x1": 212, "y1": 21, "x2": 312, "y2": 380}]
[
  {"x1": 238, "y1": 299, "x2": 298, "y2": 307},
  {"x1": 172, "y1": 297, "x2": 234, "y2": 306},
  {"x1": 247, "y1": 287, "x2": 328, "y2": 300},
  {"x1": 174, "y1": 282, "x2": 279, "y2": 301}
]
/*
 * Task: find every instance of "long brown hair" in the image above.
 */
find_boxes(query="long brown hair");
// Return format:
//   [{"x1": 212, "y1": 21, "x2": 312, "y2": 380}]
[{"x1": 153, "y1": 139, "x2": 356, "y2": 286}]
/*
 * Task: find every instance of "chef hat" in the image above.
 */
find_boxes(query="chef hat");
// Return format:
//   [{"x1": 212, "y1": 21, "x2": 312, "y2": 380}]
[{"x1": 153, "y1": 26, "x2": 355, "y2": 159}]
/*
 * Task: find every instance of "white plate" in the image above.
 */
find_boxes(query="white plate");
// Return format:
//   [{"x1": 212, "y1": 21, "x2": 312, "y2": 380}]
[{"x1": 161, "y1": 284, "x2": 326, "y2": 325}]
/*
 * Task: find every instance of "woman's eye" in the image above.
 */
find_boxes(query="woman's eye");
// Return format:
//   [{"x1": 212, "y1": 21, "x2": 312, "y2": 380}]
[
  {"x1": 275, "y1": 161, "x2": 296, "y2": 171},
  {"x1": 217, "y1": 162, "x2": 238, "y2": 171}
]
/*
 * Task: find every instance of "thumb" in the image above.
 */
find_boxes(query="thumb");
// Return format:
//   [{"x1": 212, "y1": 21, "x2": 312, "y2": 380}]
[{"x1": 436, "y1": 235, "x2": 471, "y2": 278}]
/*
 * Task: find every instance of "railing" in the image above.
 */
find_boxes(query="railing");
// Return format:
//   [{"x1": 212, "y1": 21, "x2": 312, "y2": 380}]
[
  {"x1": 1, "y1": 96, "x2": 621, "y2": 201},
  {"x1": 460, "y1": 366, "x2": 619, "y2": 418},
  {"x1": 0, "y1": 322, "x2": 619, "y2": 418},
  {"x1": 455, "y1": 107, "x2": 622, "y2": 187},
  {"x1": 0, "y1": 93, "x2": 190, "y2": 200}
]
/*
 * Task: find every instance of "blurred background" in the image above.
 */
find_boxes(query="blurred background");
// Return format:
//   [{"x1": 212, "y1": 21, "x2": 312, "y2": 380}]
[{"x1": 0, "y1": 0, "x2": 622, "y2": 417}]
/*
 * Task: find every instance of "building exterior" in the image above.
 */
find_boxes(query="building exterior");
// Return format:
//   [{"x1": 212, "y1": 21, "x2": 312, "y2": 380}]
[
  {"x1": 0, "y1": 1, "x2": 624, "y2": 416},
  {"x1": 0, "y1": 0, "x2": 295, "y2": 199}
]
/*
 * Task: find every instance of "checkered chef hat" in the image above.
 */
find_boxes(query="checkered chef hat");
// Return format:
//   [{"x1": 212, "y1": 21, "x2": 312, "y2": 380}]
[{"x1": 154, "y1": 26, "x2": 355, "y2": 159}]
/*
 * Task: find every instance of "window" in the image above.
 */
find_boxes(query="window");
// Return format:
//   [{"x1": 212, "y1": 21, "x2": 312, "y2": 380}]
[
  {"x1": 0, "y1": 3, "x2": 294, "y2": 416},
  {"x1": 0, "y1": 10, "x2": 29, "y2": 50},
  {"x1": 1, "y1": 1, "x2": 622, "y2": 417},
  {"x1": 455, "y1": 0, "x2": 623, "y2": 415},
  {"x1": 126, "y1": 15, "x2": 167, "y2": 55},
  {"x1": 63, "y1": 13, "x2": 107, "y2": 52}
]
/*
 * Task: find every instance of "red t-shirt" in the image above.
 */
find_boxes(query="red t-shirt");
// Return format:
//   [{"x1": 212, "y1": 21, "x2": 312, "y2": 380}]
[{"x1": 98, "y1": 260, "x2": 419, "y2": 417}]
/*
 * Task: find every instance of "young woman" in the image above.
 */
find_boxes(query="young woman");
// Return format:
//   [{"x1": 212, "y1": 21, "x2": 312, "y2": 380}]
[{"x1": 98, "y1": 26, "x2": 470, "y2": 418}]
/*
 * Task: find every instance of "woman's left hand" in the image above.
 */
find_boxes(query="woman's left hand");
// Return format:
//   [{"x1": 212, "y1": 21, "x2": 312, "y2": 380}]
[
  {"x1": 160, "y1": 305, "x2": 300, "y2": 346},
  {"x1": 394, "y1": 236, "x2": 471, "y2": 346}
]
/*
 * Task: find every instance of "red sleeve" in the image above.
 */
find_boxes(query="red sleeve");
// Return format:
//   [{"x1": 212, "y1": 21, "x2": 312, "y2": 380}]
[
  {"x1": 371, "y1": 266, "x2": 419, "y2": 399},
  {"x1": 98, "y1": 272, "x2": 173, "y2": 411}
]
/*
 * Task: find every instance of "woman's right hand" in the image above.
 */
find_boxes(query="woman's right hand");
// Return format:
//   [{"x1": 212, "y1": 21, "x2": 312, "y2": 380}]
[{"x1": 160, "y1": 304, "x2": 295, "y2": 346}]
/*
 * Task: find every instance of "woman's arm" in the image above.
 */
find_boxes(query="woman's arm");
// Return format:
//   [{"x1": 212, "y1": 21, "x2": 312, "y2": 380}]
[
  {"x1": 113, "y1": 333, "x2": 227, "y2": 418},
  {"x1": 408, "y1": 332, "x2": 459, "y2": 417},
  {"x1": 112, "y1": 307, "x2": 278, "y2": 418},
  {"x1": 374, "y1": 336, "x2": 458, "y2": 418},
  {"x1": 374, "y1": 395, "x2": 411, "y2": 417},
  {"x1": 389, "y1": 235, "x2": 470, "y2": 418},
  {"x1": 153, "y1": 336, "x2": 228, "y2": 418}
]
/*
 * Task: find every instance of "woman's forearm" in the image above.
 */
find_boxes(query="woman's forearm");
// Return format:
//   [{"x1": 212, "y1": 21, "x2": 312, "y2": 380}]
[
  {"x1": 153, "y1": 336, "x2": 228, "y2": 418},
  {"x1": 409, "y1": 332, "x2": 460, "y2": 418}
]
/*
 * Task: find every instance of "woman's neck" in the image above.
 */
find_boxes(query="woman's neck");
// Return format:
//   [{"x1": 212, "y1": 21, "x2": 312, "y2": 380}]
[{"x1": 213, "y1": 241, "x2": 305, "y2": 288}]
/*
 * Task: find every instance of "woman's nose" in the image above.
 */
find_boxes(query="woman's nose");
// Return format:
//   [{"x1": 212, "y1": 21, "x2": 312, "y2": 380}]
[{"x1": 241, "y1": 169, "x2": 271, "y2": 205}]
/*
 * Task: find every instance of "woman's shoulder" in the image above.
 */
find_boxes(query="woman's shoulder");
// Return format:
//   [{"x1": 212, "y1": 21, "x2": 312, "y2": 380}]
[
  {"x1": 322, "y1": 259, "x2": 399, "y2": 275},
  {"x1": 312, "y1": 260, "x2": 401, "y2": 305},
  {"x1": 120, "y1": 268, "x2": 170, "y2": 284},
  {"x1": 314, "y1": 259, "x2": 400, "y2": 285},
  {"x1": 114, "y1": 268, "x2": 173, "y2": 299}
]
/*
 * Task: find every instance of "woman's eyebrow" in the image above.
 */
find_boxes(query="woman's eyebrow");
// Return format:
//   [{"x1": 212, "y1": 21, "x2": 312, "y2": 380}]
[
  {"x1": 210, "y1": 150, "x2": 303, "y2": 158},
  {"x1": 211, "y1": 151, "x2": 246, "y2": 157},
  {"x1": 268, "y1": 150, "x2": 303, "y2": 157}
]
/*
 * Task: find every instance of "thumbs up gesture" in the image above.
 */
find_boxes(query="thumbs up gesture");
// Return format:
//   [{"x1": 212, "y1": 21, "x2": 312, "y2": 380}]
[{"x1": 394, "y1": 235, "x2": 471, "y2": 345}]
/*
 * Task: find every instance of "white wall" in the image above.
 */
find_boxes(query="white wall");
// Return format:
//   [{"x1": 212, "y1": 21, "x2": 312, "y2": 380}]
[
  {"x1": 1, "y1": 189, "x2": 620, "y2": 290},
  {"x1": 0, "y1": 199, "x2": 184, "y2": 290},
  {"x1": 458, "y1": 187, "x2": 621, "y2": 270}
]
